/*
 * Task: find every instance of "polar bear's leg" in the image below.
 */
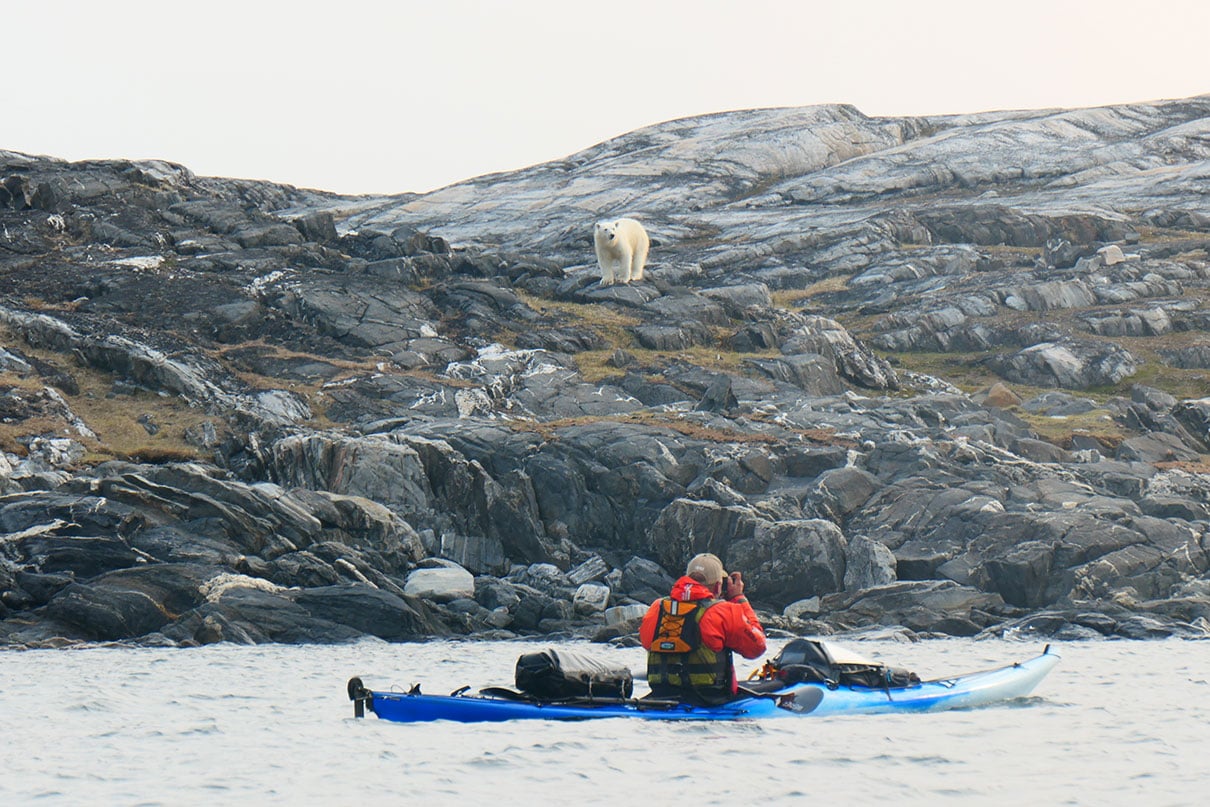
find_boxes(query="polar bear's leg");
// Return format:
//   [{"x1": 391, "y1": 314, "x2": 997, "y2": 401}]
[
  {"x1": 631, "y1": 238, "x2": 649, "y2": 282},
  {"x1": 599, "y1": 256, "x2": 615, "y2": 286},
  {"x1": 616, "y1": 246, "x2": 633, "y2": 284}
]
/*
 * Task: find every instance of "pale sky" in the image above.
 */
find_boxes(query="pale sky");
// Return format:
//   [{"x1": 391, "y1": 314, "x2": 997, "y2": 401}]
[{"x1": 7, "y1": 0, "x2": 1208, "y2": 195}]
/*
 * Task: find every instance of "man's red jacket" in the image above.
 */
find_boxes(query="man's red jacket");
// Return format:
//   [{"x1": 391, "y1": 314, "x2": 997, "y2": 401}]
[{"x1": 639, "y1": 575, "x2": 767, "y2": 692}]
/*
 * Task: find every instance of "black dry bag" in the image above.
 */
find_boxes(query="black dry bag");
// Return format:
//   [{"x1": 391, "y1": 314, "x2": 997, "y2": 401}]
[
  {"x1": 770, "y1": 638, "x2": 921, "y2": 689},
  {"x1": 514, "y1": 648, "x2": 634, "y2": 699}
]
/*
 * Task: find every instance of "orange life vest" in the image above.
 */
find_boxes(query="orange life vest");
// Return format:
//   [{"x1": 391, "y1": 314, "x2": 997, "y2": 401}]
[{"x1": 646, "y1": 597, "x2": 732, "y2": 704}]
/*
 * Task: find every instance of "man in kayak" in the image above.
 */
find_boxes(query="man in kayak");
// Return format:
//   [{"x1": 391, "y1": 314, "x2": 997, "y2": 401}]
[{"x1": 639, "y1": 553, "x2": 767, "y2": 704}]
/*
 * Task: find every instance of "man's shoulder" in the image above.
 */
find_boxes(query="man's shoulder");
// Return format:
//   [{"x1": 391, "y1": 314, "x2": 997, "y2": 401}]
[
  {"x1": 650, "y1": 595, "x2": 716, "y2": 609},
  {"x1": 700, "y1": 598, "x2": 742, "y2": 617}
]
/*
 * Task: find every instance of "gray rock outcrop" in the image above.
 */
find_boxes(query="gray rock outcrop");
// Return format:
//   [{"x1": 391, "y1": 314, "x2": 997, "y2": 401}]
[{"x1": 4, "y1": 95, "x2": 1210, "y2": 646}]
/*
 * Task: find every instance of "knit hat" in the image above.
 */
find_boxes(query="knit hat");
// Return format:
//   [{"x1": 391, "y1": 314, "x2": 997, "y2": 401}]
[{"x1": 686, "y1": 553, "x2": 727, "y2": 585}]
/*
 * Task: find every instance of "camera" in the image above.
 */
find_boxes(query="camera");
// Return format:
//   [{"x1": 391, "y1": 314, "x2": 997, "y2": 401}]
[{"x1": 720, "y1": 576, "x2": 729, "y2": 597}]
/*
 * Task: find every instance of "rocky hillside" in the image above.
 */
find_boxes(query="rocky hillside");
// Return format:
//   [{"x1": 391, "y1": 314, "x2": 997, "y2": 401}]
[{"x1": 2, "y1": 95, "x2": 1210, "y2": 648}]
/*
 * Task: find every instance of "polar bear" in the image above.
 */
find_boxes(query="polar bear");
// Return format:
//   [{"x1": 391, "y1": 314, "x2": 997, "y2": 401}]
[{"x1": 593, "y1": 218, "x2": 649, "y2": 286}]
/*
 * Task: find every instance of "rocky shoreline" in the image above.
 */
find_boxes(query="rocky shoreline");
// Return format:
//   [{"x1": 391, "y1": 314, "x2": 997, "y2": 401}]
[{"x1": 3, "y1": 96, "x2": 1210, "y2": 648}]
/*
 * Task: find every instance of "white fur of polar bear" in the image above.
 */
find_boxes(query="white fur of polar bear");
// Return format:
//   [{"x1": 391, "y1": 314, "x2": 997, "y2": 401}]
[{"x1": 593, "y1": 218, "x2": 649, "y2": 286}]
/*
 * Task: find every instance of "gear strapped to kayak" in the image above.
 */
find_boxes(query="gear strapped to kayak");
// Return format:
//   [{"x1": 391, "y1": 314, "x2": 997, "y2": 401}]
[
  {"x1": 514, "y1": 647, "x2": 634, "y2": 699},
  {"x1": 751, "y1": 638, "x2": 921, "y2": 690},
  {"x1": 646, "y1": 597, "x2": 732, "y2": 704}
]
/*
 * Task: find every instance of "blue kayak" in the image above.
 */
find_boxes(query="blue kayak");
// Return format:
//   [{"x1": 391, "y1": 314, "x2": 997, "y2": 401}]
[{"x1": 348, "y1": 646, "x2": 1058, "y2": 723}]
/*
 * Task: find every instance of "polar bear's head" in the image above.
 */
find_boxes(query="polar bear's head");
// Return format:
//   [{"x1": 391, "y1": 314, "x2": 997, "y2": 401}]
[{"x1": 594, "y1": 220, "x2": 619, "y2": 243}]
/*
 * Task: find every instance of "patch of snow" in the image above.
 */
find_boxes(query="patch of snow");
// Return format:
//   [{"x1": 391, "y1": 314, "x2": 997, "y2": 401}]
[
  {"x1": 107, "y1": 255, "x2": 165, "y2": 271},
  {"x1": 454, "y1": 388, "x2": 492, "y2": 417},
  {"x1": 200, "y1": 572, "x2": 283, "y2": 603},
  {"x1": 245, "y1": 269, "x2": 293, "y2": 295}
]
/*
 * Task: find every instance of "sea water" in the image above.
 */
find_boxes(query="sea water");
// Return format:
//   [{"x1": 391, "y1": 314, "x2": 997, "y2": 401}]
[{"x1": 1, "y1": 637, "x2": 1206, "y2": 806}]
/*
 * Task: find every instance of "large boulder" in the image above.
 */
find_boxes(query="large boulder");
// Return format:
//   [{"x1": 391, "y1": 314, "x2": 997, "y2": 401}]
[
  {"x1": 744, "y1": 354, "x2": 845, "y2": 396},
  {"x1": 727, "y1": 518, "x2": 848, "y2": 607},
  {"x1": 404, "y1": 564, "x2": 475, "y2": 602},
  {"x1": 780, "y1": 315, "x2": 899, "y2": 390},
  {"x1": 572, "y1": 583, "x2": 611, "y2": 615},
  {"x1": 806, "y1": 466, "x2": 880, "y2": 522},
  {"x1": 823, "y1": 580, "x2": 1005, "y2": 636},
  {"x1": 646, "y1": 499, "x2": 757, "y2": 574},
  {"x1": 1172, "y1": 399, "x2": 1210, "y2": 451},
  {"x1": 617, "y1": 556, "x2": 675, "y2": 604},
  {"x1": 169, "y1": 586, "x2": 366, "y2": 644},
  {"x1": 43, "y1": 563, "x2": 216, "y2": 641},
  {"x1": 269, "y1": 433, "x2": 435, "y2": 521},
  {"x1": 292, "y1": 583, "x2": 445, "y2": 640},
  {"x1": 268, "y1": 275, "x2": 439, "y2": 354},
  {"x1": 844, "y1": 536, "x2": 897, "y2": 591},
  {"x1": 987, "y1": 339, "x2": 1137, "y2": 390},
  {"x1": 269, "y1": 432, "x2": 553, "y2": 565}
]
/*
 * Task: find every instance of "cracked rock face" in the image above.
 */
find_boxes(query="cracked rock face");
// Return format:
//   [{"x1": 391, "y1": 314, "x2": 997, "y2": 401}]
[{"x1": 4, "y1": 96, "x2": 1210, "y2": 646}]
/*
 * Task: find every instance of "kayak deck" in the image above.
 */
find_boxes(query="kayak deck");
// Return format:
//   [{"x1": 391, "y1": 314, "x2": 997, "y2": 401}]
[{"x1": 350, "y1": 647, "x2": 1059, "y2": 723}]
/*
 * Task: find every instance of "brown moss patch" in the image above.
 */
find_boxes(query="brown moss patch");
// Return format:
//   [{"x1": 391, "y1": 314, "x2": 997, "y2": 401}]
[
  {"x1": 771, "y1": 275, "x2": 852, "y2": 309},
  {"x1": 2, "y1": 326, "x2": 218, "y2": 465},
  {"x1": 514, "y1": 291, "x2": 643, "y2": 345},
  {"x1": 1156, "y1": 460, "x2": 1210, "y2": 473}
]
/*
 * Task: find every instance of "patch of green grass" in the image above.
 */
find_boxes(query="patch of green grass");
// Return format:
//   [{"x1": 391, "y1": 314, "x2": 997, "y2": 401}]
[
  {"x1": 1109, "y1": 333, "x2": 1210, "y2": 400},
  {"x1": 881, "y1": 351, "x2": 1001, "y2": 393},
  {"x1": 1015, "y1": 407, "x2": 1127, "y2": 449}
]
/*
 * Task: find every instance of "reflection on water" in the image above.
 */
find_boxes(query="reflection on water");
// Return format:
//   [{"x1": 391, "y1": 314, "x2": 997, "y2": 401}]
[{"x1": 2, "y1": 638, "x2": 1208, "y2": 805}]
